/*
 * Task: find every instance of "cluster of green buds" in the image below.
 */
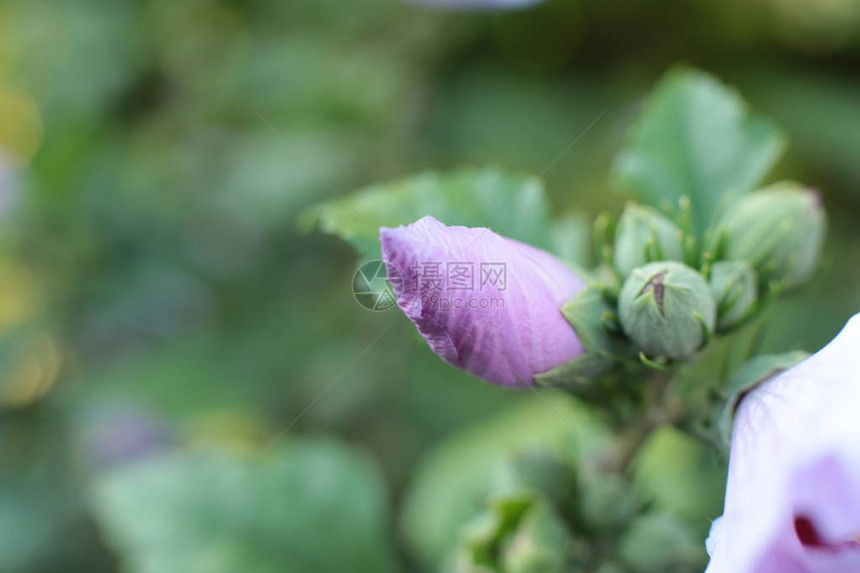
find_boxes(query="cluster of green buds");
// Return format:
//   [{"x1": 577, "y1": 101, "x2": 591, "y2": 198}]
[
  {"x1": 446, "y1": 450, "x2": 702, "y2": 573},
  {"x1": 583, "y1": 182, "x2": 826, "y2": 366}
]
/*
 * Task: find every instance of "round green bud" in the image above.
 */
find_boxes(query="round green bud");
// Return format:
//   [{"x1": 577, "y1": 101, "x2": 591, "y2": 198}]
[
  {"x1": 614, "y1": 204, "x2": 685, "y2": 277},
  {"x1": 716, "y1": 183, "x2": 825, "y2": 290},
  {"x1": 618, "y1": 261, "x2": 716, "y2": 360},
  {"x1": 709, "y1": 260, "x2": 758, "y2": 332}
]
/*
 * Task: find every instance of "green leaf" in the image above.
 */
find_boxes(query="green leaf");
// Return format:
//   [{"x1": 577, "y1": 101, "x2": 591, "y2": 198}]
[
  {"x1": 88, "y1": 438, "x2": 397, "y2": 573},
  {"x1": 612, "y1": 68, "x2": 786, "y2": 234},
  {"x1": 535, "y1": 287, "x2": 629, "y2": 388},
  {"x1": 400, "y1": 396, "x2": 608, "y2": 570},
  {"x1": 299, "y1": 168, "x2": 555, "y2": 262}
]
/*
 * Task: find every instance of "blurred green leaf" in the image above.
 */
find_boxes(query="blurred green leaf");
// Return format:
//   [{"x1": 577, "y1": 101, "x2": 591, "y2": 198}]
[
  {"x1": 0, "y1": 468, "x2": 80, "y2": 572},
  {"x1": 300, "y1": 168, "x2": 556, "y2": 262},
  {"x1": 618, "y1": 512, "x2": 705, "y2": 573},
  {"x1": 67, "y1": 333, "x2": 274, "y2": 420},
  {"x1": 613, "y1": 68, "x2": 786, "y2": 234},
  {"x1": 735, "y1": 66, "x2": 860, "y2": 188},
  {"x1": 632, "y1": 426, "x2": 725, "y2": 530},
  {"x1": 550, "y1": 212, "x2": 593, "y2": 267},
  {"x1": 89, "y1": 438, "x2": 397, "y2": 573},
  {"x1": 401, "y1": 395, "x2": 608, "y2": 570},
  {"x1": 0, "y1": 419, "x2": 114, "y2": 573}
]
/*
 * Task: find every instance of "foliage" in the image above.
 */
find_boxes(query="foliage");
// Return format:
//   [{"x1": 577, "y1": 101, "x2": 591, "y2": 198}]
[
  {"x1": 301, "y1": 168, "x2": 557, "y2": 262},
  {"x1": 89, "y1": 439, "x2": 397, "y2": 573},
  {"x1": 612, "y1": 68, "x2": 786, "y2": 235}
]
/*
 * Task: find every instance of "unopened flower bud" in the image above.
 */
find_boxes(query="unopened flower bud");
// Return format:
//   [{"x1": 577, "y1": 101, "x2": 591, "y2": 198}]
[
  {"x1": 709, "y1": 260, "x2": 757, "y2": 332},
  {"x1": 716, "y1": 183, "x2": 825, "y2": 290},
  {"x1": 618, "y1": 262, "x2": 715, "y2": 359},
  {"x1": 614, "y1": 204, "x2": 685, "y2": 277},
  {"x1": 381, "y1": 216, "x2": 586, "y2": 387}
]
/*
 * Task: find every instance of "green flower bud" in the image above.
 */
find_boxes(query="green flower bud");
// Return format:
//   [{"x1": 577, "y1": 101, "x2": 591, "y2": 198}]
[
  {"x1": 709, "y1": 260, "x2": 758, "y2": 332},
  {"x1": 614, "y1": 204, "x2": 685, "y2": 277},
  {"x1": 618, "y1": 262, "x2": 716, "y2": 359},
  {"x1": 716, "y1": 183, "x2": 825, "y2": 290},
  {"x1": 500, "y1": 501, "x2": 571, "y2": 573}
]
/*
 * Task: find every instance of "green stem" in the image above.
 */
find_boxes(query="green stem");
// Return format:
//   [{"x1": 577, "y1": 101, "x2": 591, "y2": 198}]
[{"x1": 612, "y1": 372, "x2": 683, "y2": 473}]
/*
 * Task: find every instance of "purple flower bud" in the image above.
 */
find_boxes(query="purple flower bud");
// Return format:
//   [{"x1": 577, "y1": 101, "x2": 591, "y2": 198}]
[
  {"x1": 706, "y1": 313, "x2": 860, "y2": 572},
  {"x1": 380, "y1": 216, "x2": 585, "y2": 387}
]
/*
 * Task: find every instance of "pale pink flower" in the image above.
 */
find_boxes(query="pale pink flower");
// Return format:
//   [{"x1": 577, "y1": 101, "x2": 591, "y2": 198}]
[{"x1": 707, "y1": 314, "x2": 860, "y2": 573}]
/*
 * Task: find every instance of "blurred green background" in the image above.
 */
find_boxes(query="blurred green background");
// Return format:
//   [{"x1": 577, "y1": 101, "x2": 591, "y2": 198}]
[{"x1": 1, "y1": 0, "x2": 859, "y2": 571}]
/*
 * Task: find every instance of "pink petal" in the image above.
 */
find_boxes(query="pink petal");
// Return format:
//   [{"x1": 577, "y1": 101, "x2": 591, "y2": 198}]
[{"x1": 380, "y1": 216, "x2": 585, "y2": 387}]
